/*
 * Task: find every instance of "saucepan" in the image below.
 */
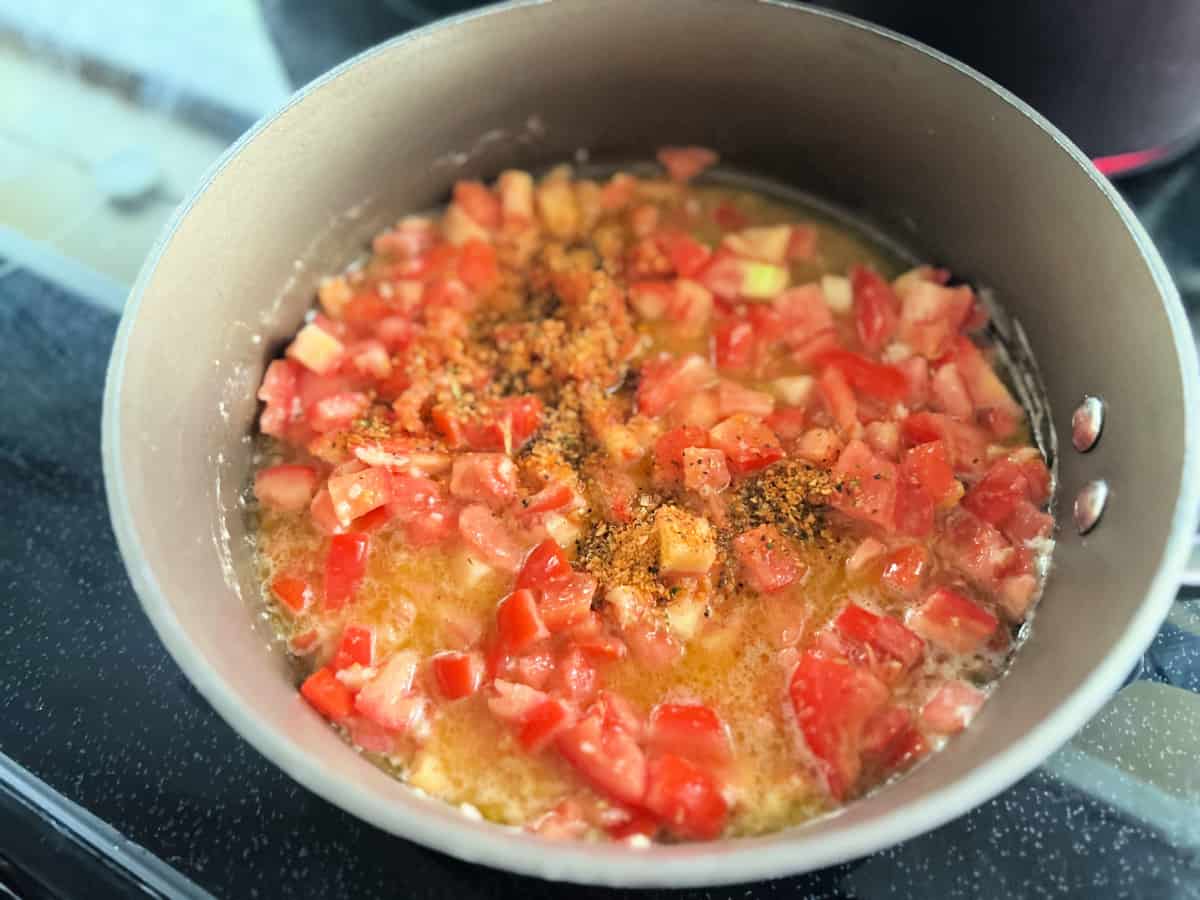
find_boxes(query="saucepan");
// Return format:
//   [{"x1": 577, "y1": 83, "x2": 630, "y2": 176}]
[{"x1": 102, "y1": 0, "x2": 1200, "y2": 886}]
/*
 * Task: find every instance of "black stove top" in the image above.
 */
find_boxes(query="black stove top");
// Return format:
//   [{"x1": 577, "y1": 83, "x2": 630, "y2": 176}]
[{"x1": 1, "y1": 144, "x2": 1198, "y2": 900}]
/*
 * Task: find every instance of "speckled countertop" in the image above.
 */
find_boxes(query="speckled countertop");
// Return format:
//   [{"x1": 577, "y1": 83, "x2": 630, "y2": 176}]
[{"x1": 0, "y1": 149, "x2": 1199, "y2": 899}]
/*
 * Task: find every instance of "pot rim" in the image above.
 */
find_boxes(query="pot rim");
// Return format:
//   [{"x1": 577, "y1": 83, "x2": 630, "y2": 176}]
[{"x1": 102, "y1": 0, "x2": 1200, "y2": 886}]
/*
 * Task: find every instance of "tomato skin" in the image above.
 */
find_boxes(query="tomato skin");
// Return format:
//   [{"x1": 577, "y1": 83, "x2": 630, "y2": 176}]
[
  {"x1": 496, "y1": 588, "x2": 550, "y2": 653},
  {"x1": 557, "y1": 712, "x2": 647, "y2": 807},
  {"x1": 516, "y1": 538, "x2": 571, "y2": 591},
  {"x1": 907, "y1": 587, "x2": 999, "y2": 654},
  {"x1": 815, "y1": 349, "x2": 909, "y2": 402},
  {"x1": 323, "y1": 533, "x2": 370, "y2": 611},
  {"x1": 707, "y1": 414, "x2": 784, "y2": 475},
  {"x1": 851, "y1": 265, "x2": 899, "y2": 353},
  {"x1": 788, "y1": 648, "x2": 890, "y2": 801},
  {"x1": 834, "y1": 603, "x2": 924, "y2": 670},
  {"x1": 643, "y1": 752, "x2": 729, "y2": 840},
  {"x1": 300, "y1": 668, "x2": 355, "y2": 720},
  {"x1": 647, "y1": 703, "x2": 732, "y2": 765},
  {"x1": 733, "y1": 525, "x2": 805, "y2": 593},
  {"x1": 431, "y1": 651, "x2": 484, "y2": 700}
]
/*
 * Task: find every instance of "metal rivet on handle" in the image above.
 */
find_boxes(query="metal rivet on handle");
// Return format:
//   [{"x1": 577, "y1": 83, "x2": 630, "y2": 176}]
[
  {"x1": 1073, "y1": 479, "x2": 1109, "y2": 535},
  {"x1": 1071, "y1": 395, "x2": 1105, "y2": 452}
]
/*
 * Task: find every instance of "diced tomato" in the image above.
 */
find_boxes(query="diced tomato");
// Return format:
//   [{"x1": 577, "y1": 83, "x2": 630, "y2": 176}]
[
  {"x1": 326, "y1": 466, "x2": 391, "y2": 526},
  {"x1": 796, "y1": 427, "x2": 843, "y2": 466},
  {"x1": 347, "y1": 338, "x2": 392, "y2": 380},
  {"x1": 628, "y1": 281, "x2": 674, "y2": 320},
  {"x1": 487, "y1": 679, "x2": 549, "y2": 723},
  {"x1": 449, "y1": 452, "x2": 519, "y2": 509},
  {"x1": 733, "y1": 525, "x2": 804, "y2": 593},
  {"x1": 713, "y1": 319, "x2": 755, "y2": 371},
  {"x1": 897, "y1": 279, "x2": 973, "y2": 359},
  {"x1": 862, "y1": 707, "x2": 928, "y2": 771},
  {"x1": 608, "y1": 811, "x2": 661, "y2": 842},
  {"x1": 258, "y1": 359, "x2": 301, "y2": 438},
  {"x1": 764, "y1": 407, "x2": 807, "y2": 443},
  {"x1": 902, "y1": 441, "x2": 959, "y2": 505},
  {"x1": 453, "y1": 180, "x2": 501, "y2": 228},
  {"x1": 697, "y1": 249, "x2": 747, "y2": 300},
  {"x1": 907, "y1": 587, "x2": 999, "y2": 654},
  {"x1": 708, "y1": 414, "x2": 784, "y2": 475},
  {"x1": 557, "y1": 712, "x2": 647, "y2": 807},
  {"x1": 271, "y1": 575, "x2": 313, "y2": 614},
  {"x1": 554, "y1": 646, "x2": 598, "y2": 702},
  {"x1": 851, "y1": 266, "x2": 899, "y2": 353},
  {"x1": 519, "y1": 483, "x2": 575, "y2": 518},
  {"x1": 623, "y1": 619, "x2": 684, "y2": 670},
  {"x1": 458, "y1": 504, "x2": 525, "y2": 571},
  {"x1": 593, "y1": 690, "x2": 645, "y2": 739},
  {"x1": 528, "y1": 799, "x2": 590, "y2": 841},
  {"x1": 333, "y1": 624, "x2": 375, "y2": 670},
  {"x1": 653, "y1": 425, "x2": 709, "y2": 485},
  {"x1": 681, "y1": 447, "x2": 731, "y2": 496},
  {"x1": 901, "y1": 412, "x2": 989, "y2": 476},
  {"x1": 998, "y1": 573, "x2": 1039, "y2": 620},
  {"x1": 713, "y1": 200, "x2": 748, "y2": 231},
  {"x1": 574, "y1": 630, "x2": 629, "y2": 663},
  {"x1": 539, "y1": 571, "x2": 598, "y2": 632},
  {"x1": 815, "y1": 349, "x2": 909, "y2": 402},
  {"x1": 372, "y1": 217, "x2": 435, "y2": 258},
  {"x1": 517, "y1": 539, "x2": 571, "y2": 591},
  {"x1": 458, "y1": 239, "x2": 499, "y2": 292},
  {"x1": 1010, "y1": 449, "x2": 1051, "y2": 505},
  {"x1": 647, "y1": 703, "x2": 732, "y2": 765},
  {"x1": 496, "y1": 588, "x2": 549, "y2": 653},
  {"x1": 342, "y1": 291, "x2": 393, "y2": 328},
  {"x1": 644, "y1": 752, "x2": 729, "y2": 840},
  {"x1": 929, "y1": 362, "x2": 972, "y2": 421},
  {"x1": 830, "y1": 439, "x2": 898, "y2": 530},
  {"x1": 637, "y1": 353, "x2": 716, "y2": 417},
  {"x1": 921, "y1": 680, "x2": 986, "y2": 734},
  {"x1": 846, "y1": 537, "x2": 886, "y2": 578},
  {"x1": 717, "y1": 380, "x2": 775, "y2": 419},
  {"x1": 254, "y1": 464, "x2": 319, "y2": 512},
  {"x1": 834, "y1": 603, "x2": 924, "y2": 670},
  {"x1": 939, "y1": 508, "x2": 1015, "y2": 590},
  {"x1": 300, "y1": 668, "x2": 355, "y2": 720},
  {"x1": 591, "y1": 467, "x2": 638, "y2": 524},
  {"x1": 788, "y1": 649, "x2": 890, "y2": 800},
  {"x1": 947, "y1": 337, "x2": 1022, "y2": 438},
  {"x1": 466, "y1": 395, "x2": 544, "y2": 454},
  {"x1": 323, "y1": 532, "x2": 369, "y2": 611},
  {"x1": 288, "y1": 628, "x2": 322, "y2": 656},
  {"x1": 819, "y1": 365, "x2": 859, "y2": 434},
  {"x1": 657, "y1": 145, "x2": 719, "y2": 183},
  {"x1": 519, "y1": 698, "x2": 577, "y2": 752},
  {"x1": 1002, "y1": 500, "x2": 1054, "y2": 546},
  {"x1": 431, "y1": 651, "x2": 484, "y2": 700},
  {"x1": 658, "y1": 231, "x2": 712, "y2": 277},
  {"x1": 511, "y1": 648, "x2": 554, "y2": 689},
  {"x1": 879, "y1": 545, "x2": 931, "y2": 597},
  {"x1": 309, "y1": 488, "x2": 344, "y2": 535},
  {"x1": 497, "y1": 170, "x2": 534, "y2": 224},
  {"x1": 389, "y1": 474, "x2": 457, "y2": 546},
  {"x1": 309, "y1": 391, "x2": 370, "y2": 434},
  {"x1": 287, "y1": 322, "x2": 345, "y2": 375},
  {"x1": 962, "y1": 458, "x2": 1031, "y2": 527},
  {"x1": 354, "y1": 653, "x2": 427, "y2": 733}
]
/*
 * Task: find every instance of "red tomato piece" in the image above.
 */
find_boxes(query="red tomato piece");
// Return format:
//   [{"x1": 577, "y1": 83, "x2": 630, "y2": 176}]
[
  {"x1": 657, "y1": 231, "x2": 712, "y2": 277},
  {"x1": 449, "y1": 452, "x2": 519, "y2": 509},
  {"x1": 921, "y1": 680, "x2": 986, "y2": 734},
  {"x1": 323, "y1": 532, "x2": 369, "y2": 611},
  {"x1": 862, "y1": 707, "x2": 928, "y2": 771},
  {"x1": 458, "y1": 504, "x2": 524, "y2": 571},
  {"x1": 713, "y1": 200, "x2": 748, "y2": 231},
  {"x1": 308, "y1": 391, "x2": 370, "y2": 434},
  {"x1": 647, "y1": 703, "x2": 733, "y2": 766},
  {"x1": 998, "y1": 573, "x2": 1039, "y2": 620},
  {"x1": 834, "y1": 603, "x2": 924, "y2": 670},
  {"x1": 830, "y1": 439, "x2": 899, "y2": 531},
  {"x1": 466, "y1": 395, "x2": 544, "y2": 454},
  {"x1": 788, "y1": 649, "x2": 890, "y2": 801},
  {"x1": 774, "y1": 284, "x2": 834, "y2": 349},
  {"x1": 623, "y1": 619, "x2": 684, "y2": 670},
  {"x1": 708, "y1": 414, "x2": 784, "y2": 475},
  {"x1": 637, "y1": 353, "x2": 716, "y2": 417},
  {"x1": 716, "y1": 380, "x2": 775, "y2": 419},
  {"x1": 714, "y1": 319, "x2": 755, "y2": 371},
  {"x1": 557, "y1": 712, "x2": 648, "y2": 807},
  {"x1": 851, "y1": 265, "x2": 899, "y2": 353},
  {"x1": 289, "y1": 628, "x2": 322, "y2": 656},
  {"x1": 389, "y1": 474, "x2": 457, "y2": 546},
  {"x1": 819, "y1": 365, "x2": 859, "y2": 434},
  {"x1": 896, "y1": 279, "x2": 973, "y2": 359},
  {"x1": 815, "y1": 349, "x2": 909, "y2": 402},
  {"x1": 496, "y1": 588, "x2": 549, "y2": 653},
  {"x1": 309, "y1": 488, "x2": 344, "y2": 535},
  {"x1": 458, "y1": 239, "x2": 500, "y2": 291},
  {"x1": 681, "y1": 447, "x2": 731, "y2": 496},
  {"x1": 907, "y1": 587, "x2": 999, "y2": 654},
  {"x1": 271, "y1": 575, "x2": 313, "y2": 615},
  {"x1": 326, "y1": 466, "x2": 391, "y2": 526},
  {"x1": 653, "y1": 425, "x2": 709, "y2": 485},
  {"x1": 733, "y1": 525, "x2": 805, "y2": 593},
  {"x1": 939, "y1": 508, "x2": 1015, "y2": 590},
  {"x1": 453, "y1": 180, "x2": 501, "y2": 228},
  {"x1": 901, "y1": 412, "x2": 989, "y2": 477},
  {"x1": 947, "y1": 337, "x2": 1022, "y2": 438},
  {"x1": 1002, "y1": 500, "x2": 1054, "y2": 546},
  {"x1": 258, "y1": 359, "x2": 301, "y2": 438},
  {"x1": 333, "y1": 624, "x2": 375, "y2": 670},
  {"x1": 657, "y1": 145, "x2": 719, "y2": 183},
  {"x1": 517, "y1": 538, "x2": 571, "y2": 591},
  {"x1": 879, "y1": 545, "x2": 932, "y2": 597},
  {"x1": 554, "y1": 646, "x2": 598, "y2": 702},
  {"x1": 608, "y1": 811, "x2": 661, "y2": 843},
  {"x1": 431, "y1": 651, "x2": 484, "y2": 700},
  {"x1": 487, "y1": 679, "x2": 549, "y2": 724},
  {"x1": 342, "y1": 291, "x2": 393, "y2": 328},
  {"x1": 764, "y1": 407, "x2": 807, "y2": 442},
  {"x1": 1011, "y1": 450, "x2": 1052, "y2": 505},
  {"x1": 354, "y1": 653, "x2": 427, "y2": 733},
  {"x1": 519, "y1": 698, "x2": 577, "y2": 752},
  {"x1": 539, "y1": 571, "x2": 598, "y2": 632},
  {"x1": 300, "y1": 668, "x2": 355, "y2": 720},
  {"x1": 902, "y1": 441, "x2": 959, "y2": 505},
  {"x1": 644, "y1": 753, "x2": 729, "y2": 840},
  {"x1": 520, "y1": 483, "x2": 575, "y2": 517},
  {"x1": 962, "y1": 458, "x2": 1031, "y2": 527},
  {"x1": 254, "y1": 464, "x2": 319, "y2": 512},
  {"x1": 511, "y1": 648, "x2": 555, "y2": 690}
]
